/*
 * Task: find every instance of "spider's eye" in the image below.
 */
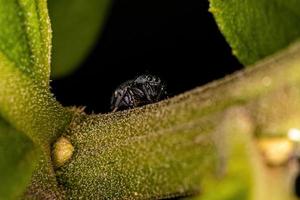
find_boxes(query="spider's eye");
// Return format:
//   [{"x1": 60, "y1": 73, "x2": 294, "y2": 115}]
[
  {"x1": 143, "y1": 75, "x2": 148, "y2": 80},
  {"x1": 152, "y1": 76, "x2": 160, "y2": 83},
  {"x1": 147, "y1": 76, "x2": 153, "y2": 81}
]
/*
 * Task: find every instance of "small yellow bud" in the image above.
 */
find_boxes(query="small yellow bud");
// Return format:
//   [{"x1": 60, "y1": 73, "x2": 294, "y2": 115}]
[
  {"x1": 257, "y1": 138, "x2": 293, "y2": 166},
  {"x1": 52, "y1": 136, "x2": 74, "y2": 168}
]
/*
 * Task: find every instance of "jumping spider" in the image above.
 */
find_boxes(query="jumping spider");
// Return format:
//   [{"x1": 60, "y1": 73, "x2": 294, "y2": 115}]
[{"x1": 111, "y1": 74, "x2": 167, "y2": 112}]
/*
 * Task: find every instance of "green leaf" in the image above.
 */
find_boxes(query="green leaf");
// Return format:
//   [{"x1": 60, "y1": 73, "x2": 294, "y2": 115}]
[
  {"x1": 0, "y1": 119, "x2": 38, "y2": 200},
  {"x1": 49, "y1": 0, "x2": 111, "y2": 78},
  {"x1": 23, "y1": 151, "x2": 66, "y2": 200},
  {"x1": 0, "y1": 53, "x2": 72, "y2": 145},
  {"x1": 0, "y1": 0, "x2": 51, "y2": 87},
  {"x1": 209, "y1": 0, "x2": 300, "y2": 65},
  {"x1": 0, "y1": 0, "x2": 73, "y2": 145},
  {"x1": 0, "y1": 1, "x2": 68, "y2": 197}
]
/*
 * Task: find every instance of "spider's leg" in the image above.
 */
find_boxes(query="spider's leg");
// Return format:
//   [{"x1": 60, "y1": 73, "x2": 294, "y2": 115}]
[
  {"x1": 128, "y1": 89, "x2": 137, "y2": 107},
  {"x1": 141, "y1": 84, "x2": 153, "y2": 102},
  {"x1": 112, "y1": 87, "x2": 128, "y2": 112},
  {"x1": 156, "y1": 84, "x2": 166, "y2": 101},
  {"x1": 131, "y1": 87, "x2": 144, "y2": 97}
]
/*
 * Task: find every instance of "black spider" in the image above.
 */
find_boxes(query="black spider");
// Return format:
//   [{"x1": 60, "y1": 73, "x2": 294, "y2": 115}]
[{"x1": 111, "y1": 74, "x2": 167, "y2": 112}]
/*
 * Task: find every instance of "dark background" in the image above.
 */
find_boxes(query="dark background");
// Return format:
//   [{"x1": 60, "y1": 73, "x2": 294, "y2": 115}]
[{"x1": 51, "y1": 0, "x2": 243, "y2": 113}]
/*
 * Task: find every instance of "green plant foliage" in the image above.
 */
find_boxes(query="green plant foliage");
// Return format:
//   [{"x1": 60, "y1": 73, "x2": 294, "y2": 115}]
[
  {"x1": 0, "y1": 1, "x2": 73, "y2": 198},
  {"x1": 0, "y1": 51, "x2": 72, "y2": 146},
  {"x1": 57, "y1": 111, "x2": 218, "y2": 199},
  {"x1": 23, "y1": 153, "x2": 66, "y2": 200},
  {"x1": 54, "y1": 42, "x2": 300, "y2": 199},
  {"x1": 0, "y1": 119, "x2": 38, "y2": 200},
  {"x1": 0, "y1": 0, "x2": 51, "y2": 87},
  {"x1": 196, "y1": 108, "x2": 255, "y2": 200},
  {"x1": 209, "y1": 0, "x2": 300, "y2": 65},
  {"x1": 48, "y1": 0, "x2": 111, "y2": 78},
  {"x1": 1, "y1": 0, "x2": 300, "y2": 199},
  {"x1": 0, "y1": 0, "x2": 72, "y2": 145}
]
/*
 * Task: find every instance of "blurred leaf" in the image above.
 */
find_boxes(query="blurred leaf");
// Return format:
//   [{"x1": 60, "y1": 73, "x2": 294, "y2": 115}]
[
  {"x1": 0, "y1": 119, "x2": 38, "y2": 200},
  {"x1": 209, "y1": 0, "x2": 300, "y2": 65},
  {"x1": 49, "y1": 0, "x2": 111, "y2": 78},
  {"x1": 0, "y1": 0, "x2": 51, "y2": 87},
  {"x1": 196, "y1": 108, "x2": 254, "y2": 200}
]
